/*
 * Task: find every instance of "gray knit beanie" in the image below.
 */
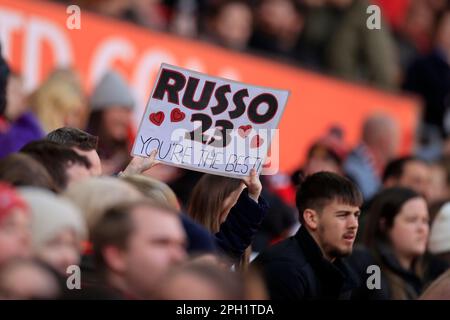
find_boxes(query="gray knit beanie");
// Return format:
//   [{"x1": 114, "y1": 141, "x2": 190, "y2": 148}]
[
  {"x1": 90, "y1": 70, "x2": 135, "y2": 111},
  {"x1": 19, "y1": 188, "x2": 87, "y2": 251}
]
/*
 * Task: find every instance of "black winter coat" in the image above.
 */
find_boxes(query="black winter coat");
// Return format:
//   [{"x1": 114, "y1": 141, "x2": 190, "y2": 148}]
[{"x1": 253, "y1": 226, "x2": 360, "y2": 300}]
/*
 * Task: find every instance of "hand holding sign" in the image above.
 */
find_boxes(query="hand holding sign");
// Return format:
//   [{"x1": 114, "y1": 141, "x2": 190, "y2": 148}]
[
  {"x1": 242, "y1": 169, "x2": 262, "y2": 203},
  {"x1": 132, "y1": 63, "x2": 289, "y2": 178},
  {"x1": 122, "y1": 149, "x2": 160, "y2": 176}
]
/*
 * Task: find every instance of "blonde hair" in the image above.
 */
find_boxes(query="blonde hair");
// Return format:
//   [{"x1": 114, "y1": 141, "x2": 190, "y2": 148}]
[
  {"x1": 63, "y1": 176, "x2": 142, "y2": 234},
  {"x1": 121, "y1": 174, "x2": 180, "y2": 211},
  {"x1": 30, "y1": 69, "x2": 86, "y2": 132}
]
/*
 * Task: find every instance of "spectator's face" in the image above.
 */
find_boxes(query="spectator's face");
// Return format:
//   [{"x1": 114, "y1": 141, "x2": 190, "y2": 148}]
[
  {"x1": 74, "y1": 148, "x2": 102, "y2": 176},
  {"x1": 258, "y1": 0, "x2": 303, "y2": 39},
  {"x1": 383, "y1": 126, "x2": 400, "y2": 160},
  {"x1": 215, "y1": 3, "x2": 253, "y2": 50},
  {"x1": 308, "y1": 200, "x2": 359, "y2": 259},
  {"x1": 102, "y1": 107, "x2": 132, "y2": 141},
  {"x1": 426, "y1": 164, "x2": 449, "y2": 203},
  {"x1": 66, "y1": 162, "x2": 91, "y2": 187},
  {"x1": 121, "y1": 206, "x2": 187, "y2": 298},
  {"x1": 388, "y1": 197, "x2": 429, "y2": 259},
  {"x1": 436, "y1": 12, "x2": 450, "y2": 52},
  {"x1": 36, "y1": 228, "x2": 80, "y2": 275},
  {"x1": 0, "y1": 263, "x2": 60, "y2": 299},
  {"x1": 0, "y1": 209, "x2": 31, "y2": 265},
  {"x1": 398, "y1": 161, "x2": 430, "y2": 197},
  {"x1": 304, "y1": 156, "x2": 341, "y2": 176},
  {"x1": 404, "y1": 0, "x2": 434, "y2": 39}
]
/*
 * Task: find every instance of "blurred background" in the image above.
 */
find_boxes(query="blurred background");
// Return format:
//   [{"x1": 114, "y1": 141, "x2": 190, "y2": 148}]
[
  {"x1": 2, "y1": 0, "x2": 450, "y2": 172},
  {"x1": 1, "y1": 0, "x2": 450, "y2": 300}
]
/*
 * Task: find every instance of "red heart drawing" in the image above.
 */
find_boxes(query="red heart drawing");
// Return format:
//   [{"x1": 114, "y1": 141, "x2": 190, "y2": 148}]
[
  {"x1": 149, "y1": 111, "x2": 165, "y2": 126},
  {"x1": 251, "y1": 135, "x2": 264, "y2": 148},
  {"x1": 170, "y1": 108, "x2": 186, "y2": 122},
  {"x1": 238, "y1": 125, "x2": 252, "y2": 138}
]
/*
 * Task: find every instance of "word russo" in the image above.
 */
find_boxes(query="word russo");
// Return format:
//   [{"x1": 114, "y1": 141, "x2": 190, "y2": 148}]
[{"x1": 152, "y1": 68, "x2": 279, "y2": 147}]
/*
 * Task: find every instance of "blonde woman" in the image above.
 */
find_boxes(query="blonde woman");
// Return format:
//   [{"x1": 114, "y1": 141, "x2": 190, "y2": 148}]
[
  {"x1": 30, "y1": 69, "x2": 86, "y2": 132},
  {"x1": 63, "y1": 176, "x2": 142, "y2": 235}
]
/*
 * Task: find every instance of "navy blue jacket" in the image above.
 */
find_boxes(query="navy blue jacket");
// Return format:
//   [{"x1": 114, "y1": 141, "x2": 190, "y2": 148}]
[
  {"x1": 215, "y1": 189, "x2": 269, "y2": 260},
  {"x1": 180, "y1": 214, "x2": 216, "y2": 254}
]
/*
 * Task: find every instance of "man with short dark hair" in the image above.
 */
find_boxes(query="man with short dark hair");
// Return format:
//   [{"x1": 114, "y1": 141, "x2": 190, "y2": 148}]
[
  {"x1": 91, "y1": 200, "x2": 187, "y2": 299},
  {"x1": 253, "y1": 171, "x2": 363, "y2": 300},
  {"x1": 47, "y1": 127, "x2": 159, "y2": 177},
  {"x1": 383, "y1": 156, "x2": 430, "y2": 197},
  {"x1": 21, "y1": 140, "x2": 91, "y2": 191},
  {"x1": 47, "y1": 127, "x2": 102, "y2": 176}
]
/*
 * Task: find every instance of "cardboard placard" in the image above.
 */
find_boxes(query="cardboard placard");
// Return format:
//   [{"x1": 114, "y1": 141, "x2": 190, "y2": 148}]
[{"x1": 132, "y1": 64, "x2": 289, "y2": 177}]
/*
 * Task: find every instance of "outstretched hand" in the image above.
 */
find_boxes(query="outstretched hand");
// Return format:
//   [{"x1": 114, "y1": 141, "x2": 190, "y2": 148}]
[
  {"x1": 122, "y1": 149, "x2": 160, "y2": 176},
  {"x1": 242, "y1": 169, "x2": 262, "y2": 203}
]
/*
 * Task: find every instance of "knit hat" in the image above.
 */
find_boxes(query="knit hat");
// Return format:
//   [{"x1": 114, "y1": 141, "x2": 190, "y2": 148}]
[
  {"x1": 19, "y1": 188, "x2": 87, "y2": 251},
  {"x1": 428, "y1": 202, "x2": 450, "y2": 254},
  {"x1": 90, "y1": 71, "x2": 134, "y2": 111},
  {"x1": 0, "y1": 183, "x2": 28, "y2": 224}
]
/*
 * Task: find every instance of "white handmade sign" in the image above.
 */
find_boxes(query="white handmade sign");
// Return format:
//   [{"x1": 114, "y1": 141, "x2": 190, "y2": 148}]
[{"x1": 132, "y1": 63, "x2": 289, "y2": 178}]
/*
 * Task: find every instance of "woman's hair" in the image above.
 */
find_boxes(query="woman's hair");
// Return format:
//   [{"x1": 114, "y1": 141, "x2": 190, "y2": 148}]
[
  {"x1": 363, "y1": 187, "x2": 427, "y2": 299},
  {"x1": 363, "y1": 187, "x2": 421, "y2": 247},
  {"x1": 188, "y1": 174, "x2": 242, "y2": 233},
  {"x1": 0, "y1": 153, "x2": 58, "y2": 192},
  {"x1": 121, "y1": 174, "x2": 180, "y2": 211},
  {"x1": 30, "y1": 69, "x2": 85, "y2": 132},
  {"x1": 419, "y1": 269, "x2": 450, "y2": 300}
]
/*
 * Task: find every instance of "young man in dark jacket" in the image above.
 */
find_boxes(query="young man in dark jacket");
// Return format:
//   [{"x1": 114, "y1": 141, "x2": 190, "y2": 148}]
[{"x1": 253, "y1": 171, "x2": 363, "y2": 300}]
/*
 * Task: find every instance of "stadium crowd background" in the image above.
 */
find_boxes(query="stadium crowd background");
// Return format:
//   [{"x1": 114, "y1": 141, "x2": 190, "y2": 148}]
[{"x1": 0, "y1": 0, "x2": 450, "y2": 300}]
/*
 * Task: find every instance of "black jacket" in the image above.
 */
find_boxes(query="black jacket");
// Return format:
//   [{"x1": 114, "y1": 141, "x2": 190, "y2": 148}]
[
  {"x1": 253, "y1": 226, "x2": 360, "y2": 300},
  {"x1": 348, "y1": 244, "x2": 449, "y2": 300}
]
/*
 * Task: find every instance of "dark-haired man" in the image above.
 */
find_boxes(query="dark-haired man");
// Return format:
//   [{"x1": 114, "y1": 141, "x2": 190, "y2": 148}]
[
  {"x1": 46, "y1": 127, "x2": 158, "y2": 177},
  {"x1": 383, "y1": 156, "x2": 430, "y2": 197},
  {"x1": 253, "y1": 171, "x2": 363, "y2": 300},
  {"x1": 21, "y1": 140, "x2": 91, "y2": 191},
  {"x1": 47, "y1": 127, "x2": 102, "y2": 176}
]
